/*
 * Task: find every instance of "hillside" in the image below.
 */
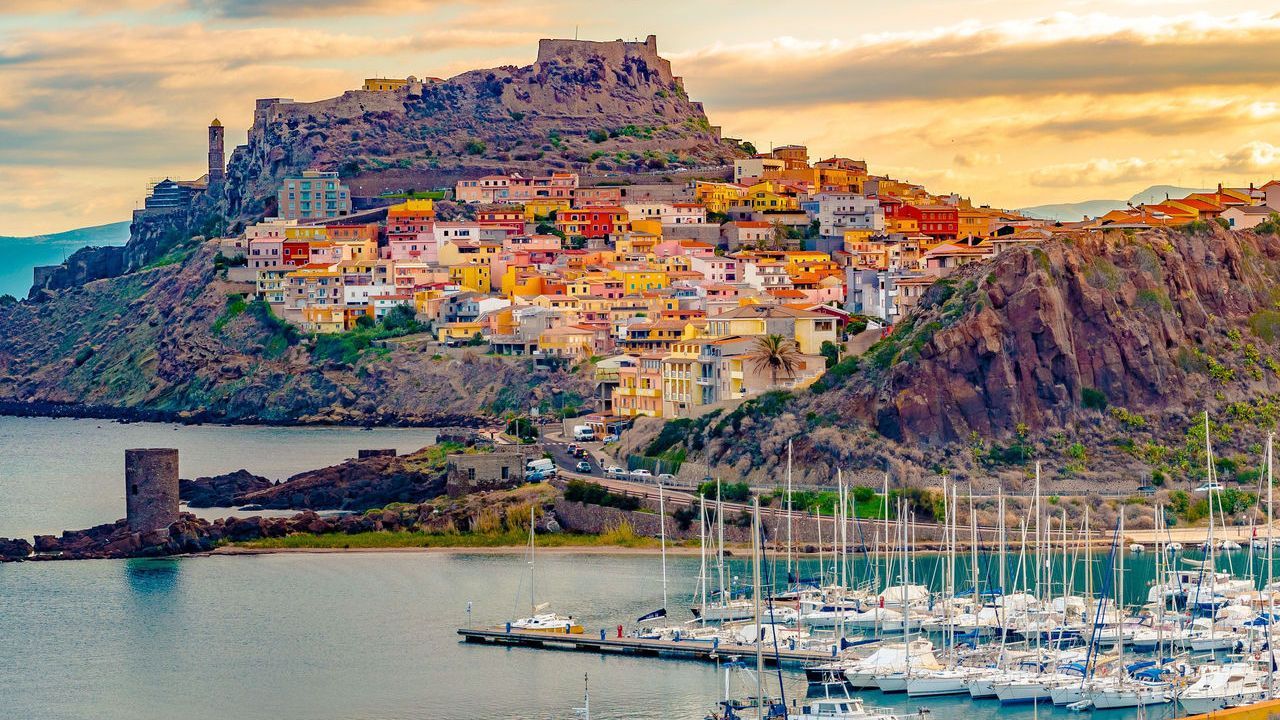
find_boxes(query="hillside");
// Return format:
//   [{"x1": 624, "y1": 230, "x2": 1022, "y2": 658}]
[
  {"x1": 1020, "y1": 185, "x2": 1212, "y2": 222},
  {"x1": 0, "y1": 240, "x2": 592, "y2": 425},
  {"x1": 0, "y1": 221, "x2": 129, "y2": 298},
  {"x1": 225, "y1": 35, "x2": 744, "y2": 220},
  {"x1": 654, "y1": 227, "x2": 1280, "y2": 489}
]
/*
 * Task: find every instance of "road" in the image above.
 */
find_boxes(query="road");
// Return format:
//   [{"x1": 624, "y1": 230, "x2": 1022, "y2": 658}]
[{"x1": 534, "y1": 433, "x2": 1280, "y2": 548}]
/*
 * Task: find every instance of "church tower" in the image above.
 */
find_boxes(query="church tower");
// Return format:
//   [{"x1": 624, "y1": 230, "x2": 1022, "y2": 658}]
[{"x1": 208, "y1": 118, "x2": 225, "y2": 184}]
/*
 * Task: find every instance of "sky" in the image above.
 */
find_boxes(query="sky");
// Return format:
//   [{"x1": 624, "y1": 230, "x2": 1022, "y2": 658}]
[{"x1": 2, "y1": 1, "x2": 1280, "y2": 235}]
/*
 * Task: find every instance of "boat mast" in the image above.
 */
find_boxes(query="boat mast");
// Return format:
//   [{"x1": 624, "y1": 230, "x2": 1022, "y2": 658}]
[
  {"x1": 752, "y1": 496, "x2": 763, "y2": 710},
  {"x1": 786, "y1": 439, "x2": 793, "y2": 579},
  {"x1": 1268, "y1": 433, "x2": 1276, "y2": 694},
  {"x1": 969, "y1": 483, "x2": 979, "y2": 608},
  {"x1": 659, "y1": 481, "x2": 668, "y2": 610},
  {"x1": 699, "y1": 494, "x2": 707, "y2": 626},
  {"x1": 717, "y1": 478, "x2": 726, "y2": 604},
  {"x1": 1118, "y1": 505, "x2": 1125, "y2": 683},
  {"x1": 529, "y1": 505, "x2": 536, "y2": 613}
]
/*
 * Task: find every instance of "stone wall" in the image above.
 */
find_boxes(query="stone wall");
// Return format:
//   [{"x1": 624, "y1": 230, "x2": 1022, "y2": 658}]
[{"x1": 446, "y1": 451, "x2": 532, "y2": 497}]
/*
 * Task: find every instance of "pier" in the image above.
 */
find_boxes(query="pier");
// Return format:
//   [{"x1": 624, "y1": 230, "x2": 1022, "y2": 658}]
[{"x1": 457, "y1": 626, "x2": 842, "y2": 667}]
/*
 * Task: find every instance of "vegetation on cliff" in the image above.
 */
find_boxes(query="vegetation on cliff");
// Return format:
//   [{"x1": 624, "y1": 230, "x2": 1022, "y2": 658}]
[
  {"x1": 654, "y1": 226, "x2": 1280, "y2": 491},
  {"x1": 0, "y1": 241, "x2": 593, "y2": 425}
]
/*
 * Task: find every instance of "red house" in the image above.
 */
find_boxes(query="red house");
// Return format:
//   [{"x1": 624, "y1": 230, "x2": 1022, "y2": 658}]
[
  {"x1": 901, "y1": 203, "x2": 958, "y2": 241},
  {"x1": 282, "y1": 240, "x2": 312, "y2": 267},
  {"x1": 555, "y1": 206, "x2": 630, "y2": 239}
]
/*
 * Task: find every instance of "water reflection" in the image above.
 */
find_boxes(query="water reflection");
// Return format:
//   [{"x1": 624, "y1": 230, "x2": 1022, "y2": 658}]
[{"x1": 124, "y1": 557, "x2": 181, "y2": 597}]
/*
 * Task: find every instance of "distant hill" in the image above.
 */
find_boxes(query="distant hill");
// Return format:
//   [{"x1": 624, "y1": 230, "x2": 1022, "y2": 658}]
[
  {"x1": 1020, "y1": 185, "x2": 1213, "y2": 222},
  {"x1": 0, "y1": 221, "x2": 130, "y2": 298}
]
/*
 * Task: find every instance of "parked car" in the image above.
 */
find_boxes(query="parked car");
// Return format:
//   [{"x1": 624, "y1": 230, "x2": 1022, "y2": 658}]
[
  {"x1": 602, "y1": 434, "x2": 619, "y2": 444},
  {"x1": 630, "y1": 469, "x2": 652, "y2": 479},
  {"x1": 606, "y1": 466, "x2": 627, "y2": 478},
  {"x1": 575, "y1": 461, "x2": 592, "y2": 473},
  {"x1": 656, "y1": 473, "x2": 676, "y2": 484}
]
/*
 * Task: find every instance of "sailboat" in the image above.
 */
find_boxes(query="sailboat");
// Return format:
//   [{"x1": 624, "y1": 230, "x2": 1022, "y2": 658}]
[
  {"x1": 705, "y1": 498, "x2": 787, "y2": 720},
  {"x1": 508, "y1": 506, "x2": 583, "y2": 634}
]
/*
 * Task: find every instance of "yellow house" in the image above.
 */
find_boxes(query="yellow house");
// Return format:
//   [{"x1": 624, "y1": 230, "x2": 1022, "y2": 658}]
[
  {"x1": 436, "y1": 321, "x2": 485, "y2": 343},
  {"x1": 629, "y1": 218, "x2": 664, "y2": 237},
  {"x1": 609, "y1": 268, "x2": 669, "y2": 294},
  {"x1": 300, "y1": 306, "x2": 346, "y2": 334},
  {"x1": 661, "y1": 341, "x2": 703, "y2": 417},
  {"x1": 614, "y1": 232, "x2": 660, "y2": 256},
  {"x1": 437, "y1": 240, "x2": 500, "y2": 267},
  {"x1": 957, "y1": 207, "x2": 997, "y2": 240},
  {"x1": 449, "y1": 263, "x2": 491, "y2": 292},
  {"x1": 843, "y1": 228, "x2": 875, "y2": 252},
  {"x1": 705, "y1": 304, "x2": 837, "y2": 355},
  {"x1": 531, "y1": 294, "x2": 580, "y2": 312},
  {"x1": 537, "y1": 325, "x2": 598, "y2": 359},
  {"x1": 502, "y1": 266, "x2": 548, "y2": 299},
  {"x1": 887, "y1": 216, "x2": 919, "y2": 234},
  {"x1": 335, "y1": 238, "x2": 378, "y2": 262},
  {"x1": 363, "y1": 78, "x2": 408, "y2": 91},
  {"x1": 781, "y1": 250, "x2": 831, "y2": 266},
  {"x1": 694, "y1": 181, "x2": 747, "y2": 214},
  {"x1": 284, "y1": 226, "x2": 328, "y2": 241},
  {"x1": 520, "y1": 198, "x2": 571, "y2": 221}
]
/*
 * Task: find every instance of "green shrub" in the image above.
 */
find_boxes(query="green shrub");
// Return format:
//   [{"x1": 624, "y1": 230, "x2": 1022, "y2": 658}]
[
  {"x1": 1081, "y1": 387, "x2": 1108, "y2": 410},
  {"x1": 565, "y1": 480, "x2": 640, "y2": 511},
  {"x1": 1249, "y1": 311, "x2": 1280, "y2": 342}
]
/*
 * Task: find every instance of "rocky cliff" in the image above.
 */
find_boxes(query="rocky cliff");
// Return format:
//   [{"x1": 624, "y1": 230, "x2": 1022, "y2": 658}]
[
  {"x1": 669, "y1": 227, "x2": 1280, "y2": 487},
  {"x1": 0, "y1": 240, "x2": 593, "y2": 425},
  {"x1": 225, "y1": 36, "x2": 743, "y2": 219}
]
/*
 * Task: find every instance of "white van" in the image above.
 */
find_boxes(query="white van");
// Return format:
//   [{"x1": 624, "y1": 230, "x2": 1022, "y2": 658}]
[
  {"x1": 526, "y1": 458, "x2": 557, "y2": 478},
  {"x1": 572, "y1": 425, "x2": 596, "y2": 441}
]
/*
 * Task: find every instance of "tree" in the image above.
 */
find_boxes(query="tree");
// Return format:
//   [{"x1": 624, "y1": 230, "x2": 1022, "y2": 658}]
[
  {"x1": 819, "y1": 340, "x2": 840, "y2": 369},
  {"x1": 0, "y1": 294, "x2": 17, "y2": 307},
  {"x1": 740, "y1": 141, "x2": 758, "y2": 155},
  {"x1": 748, "y1": 334, "x2": 804, "y2": 387}
]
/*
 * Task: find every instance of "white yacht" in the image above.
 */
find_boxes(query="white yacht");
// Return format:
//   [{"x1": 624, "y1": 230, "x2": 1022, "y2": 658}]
[{"x1": 1178, "y1": 663, "x2": 1270, "y2": 715}]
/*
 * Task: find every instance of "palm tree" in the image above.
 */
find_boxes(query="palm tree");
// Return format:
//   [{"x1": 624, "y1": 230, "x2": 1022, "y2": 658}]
[{"x1": 748, "y1": 334, "x2": 804, "y2": 388}]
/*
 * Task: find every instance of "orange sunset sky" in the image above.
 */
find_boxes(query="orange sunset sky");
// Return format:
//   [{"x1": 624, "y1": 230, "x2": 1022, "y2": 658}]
[{"x1": 2, "y1": 0, "x2": 1279, "y2": 235}]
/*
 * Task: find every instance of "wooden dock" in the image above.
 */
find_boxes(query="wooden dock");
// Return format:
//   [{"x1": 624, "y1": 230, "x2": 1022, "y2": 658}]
[{"x1": 457, "y1": 626, "x2": 842, "y2": 667}]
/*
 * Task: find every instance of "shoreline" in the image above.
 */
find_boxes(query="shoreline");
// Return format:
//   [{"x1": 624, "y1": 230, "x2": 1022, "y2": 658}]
[
  {"x1": 0, "y1": 404, "x2": 490, "y2": 430},
  {"x1": 213, "y1": 544, "x2": 719, "y2": 557}
]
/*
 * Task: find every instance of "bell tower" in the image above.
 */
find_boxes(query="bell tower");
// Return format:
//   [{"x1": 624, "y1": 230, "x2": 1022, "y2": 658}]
[{"x1": 208, "y1": 118, "x2": 225, "y2": 184}]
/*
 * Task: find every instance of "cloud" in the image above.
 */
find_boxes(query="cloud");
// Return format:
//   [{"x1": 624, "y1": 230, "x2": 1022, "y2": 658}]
[
  {"x1": 677, "y1": 12, "x2": 1280, "y2": 110},
  {"x1": 1028, "y1": 142, "x2": 1280, "y2": 189},
  {"x1": 185, "y1": 0, "x2": 462, "y2": 18},
  {"x1": 1212, "y1": 141, "x2": 1280, "y2": 175},
  {"x1": 1029, "y1": 157, "x2": 1154, "y2": 188}
]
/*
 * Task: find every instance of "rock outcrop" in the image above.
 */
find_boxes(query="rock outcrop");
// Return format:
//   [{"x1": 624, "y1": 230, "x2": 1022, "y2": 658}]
[
  {"x1": 180, "y1": 470, "x2": 274, "y2": 508},
  {"x1": 838, "y1": 227, "x2": 1280, "y2": 443},
  {"x1": 225, "y1": 36, "x2": 742, "y2": 220},
  {"x1": 239, "y1": 453, "x2": 448, "y2": 511}
]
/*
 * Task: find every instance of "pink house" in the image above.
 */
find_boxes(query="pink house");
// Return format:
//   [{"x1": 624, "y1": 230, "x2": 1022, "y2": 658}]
[
  {"x1": 247, "y1": 237, "x2": 283, "y2": 270},
  {"x1": 503, "y1": 234, "x2": 563, "y2": 252},
  {"x1": 687, "y1": 254, "x2": 739, "y2": 284},
  {"x1": 654, "y1": 239, "x2": 716, "y2": 259},
  {"x1": 386, "y1": 233, "x2": 438, "y2": 262}
]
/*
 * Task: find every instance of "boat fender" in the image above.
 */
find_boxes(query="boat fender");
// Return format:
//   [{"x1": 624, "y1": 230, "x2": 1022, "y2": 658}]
[{"x1": 617, "y1": 624, "x2": 623, "y2": 639}]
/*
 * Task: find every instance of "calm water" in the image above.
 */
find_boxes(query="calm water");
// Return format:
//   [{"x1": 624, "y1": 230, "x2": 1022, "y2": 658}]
[
  {"x1": 0, "y1": 418, "x2": 1255, "y2": 719},
  {"x1": 0, "y1": 416, "x2": 438, "y2": 538}
]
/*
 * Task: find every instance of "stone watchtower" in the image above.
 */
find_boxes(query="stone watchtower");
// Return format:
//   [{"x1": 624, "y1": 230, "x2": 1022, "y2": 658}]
[
  {"x1": 125, "y1": 448, "x2": 180, "y2": 533},
  {"x1": 208, "y1": 118, "x2": 225, "y2": 184}
]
